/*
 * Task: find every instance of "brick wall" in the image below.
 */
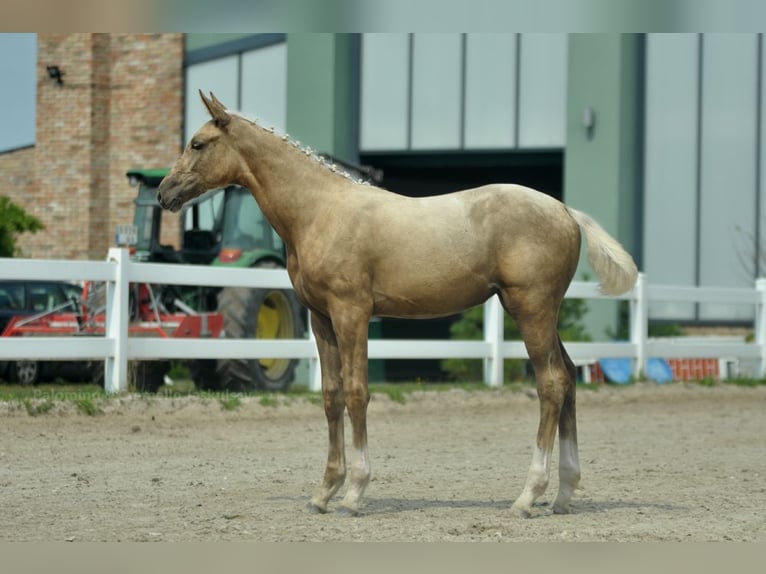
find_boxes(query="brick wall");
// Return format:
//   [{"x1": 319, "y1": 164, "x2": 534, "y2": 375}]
[
  {"x1": 587, "y1": 357, "x2": 722, "y2": 383},
  {"x1": 1, "y1": 33, "x2": 183, "y2": 261}
]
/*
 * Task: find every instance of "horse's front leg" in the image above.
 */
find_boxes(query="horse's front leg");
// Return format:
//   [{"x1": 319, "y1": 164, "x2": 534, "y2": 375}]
[
  {"x1": 308, "y1": 311, "x2": 347, "y2": 514},
  {"x1": 330, "y1": 302, "x2": 372, "y2": 516}
]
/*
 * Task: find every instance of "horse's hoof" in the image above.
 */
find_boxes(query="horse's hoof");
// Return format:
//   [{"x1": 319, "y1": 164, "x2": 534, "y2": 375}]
[
  {"x1": 307, "y1": 502, "x2": 327, "y2": 515},
  {"x1": 552, "y1": 503, "x2": 571, "y2": 515},
  {"x1": 509, "y1": 503, "x2": 533, "y2": 519},
  {"x1": 336, "y1": 506, "x2": 360, "y2": 517}
]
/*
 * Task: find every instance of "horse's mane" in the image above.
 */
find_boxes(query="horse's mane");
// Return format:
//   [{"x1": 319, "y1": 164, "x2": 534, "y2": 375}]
[{"x1": 228, "y1": 110, "x2": 373, "y2": 187}]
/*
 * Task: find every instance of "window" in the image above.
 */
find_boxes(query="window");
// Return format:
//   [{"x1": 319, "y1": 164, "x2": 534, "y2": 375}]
[
  {"x1": 0, "y1": 284, "x2": 24, "y2": 311},
  {"x1": 184, "y1": 35, "x2": 287, "y2": 141},
  {"x1": 360, "y1": 33, "x2": 567, "y2": 152}
]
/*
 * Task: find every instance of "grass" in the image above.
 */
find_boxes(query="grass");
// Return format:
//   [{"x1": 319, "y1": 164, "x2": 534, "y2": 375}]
[
  {"x1": 1, "y1": 374, "x2": 764, "y2": 415},
  {"x1": 370, "y1": 380, "x2": 498, "y2": 394},
  {"x1": 258, "y1": 395, "x2": 279, "y2": 408},
  {"x1": 696, "y1": 376, "x2": 718, "y2": 387},
  {"x1": 722, "y1": 377, "x2": 766, "y2": 387},
  {"x1": 0, "y1": 383, "x2": 107, "y2": 415},
  {"x1": 0, "y1": 383, "x2": 106, "y2": 402},
  {"x1": 23, "y1": 398, "x2": 55, "y2": 416},
  {"x1": 376, "y1": 385, "x2": 406, "y2": 404},
  {"x1": 219, "y1": 395, "x2": 243, "y2": 411},
  {"x1": 73, "y1": 398, "x2": 101, "y2": 416}
]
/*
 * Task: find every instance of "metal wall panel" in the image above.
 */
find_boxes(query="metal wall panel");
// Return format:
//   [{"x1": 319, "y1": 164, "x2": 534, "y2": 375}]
[
  {"x1": 410, "y1": 34, "x2": 463, "y2": 150},
  {"x1": 698, "y1": 34, "x2": 759, "y2": 321},
  {"x1": 643, "y1": 33, "x2": 764, "y2": 323},
  {"x1": 464, "y1": 34, "x2": 517, "y2": 149},
  {"x1": 643, "y1": 34, "x2": 699, "y2": 320},
  {"x1": 518, "y1": 34, "x2": 567, "y2": 148},
  {"x1": 760, "y1": 35, "x2": 766, "y2": 282},
  {"x1": 185, "y1": 55, "x2": 238, "y2": 143},
  {"x1": 359, "y1": 33, "x2": 567, "y2": 152},
  {"x1": 241, "y1": 43, "x2": 288, "y2": 134},
  {"x1": 359, "y1": 34, "x2": 410, "y2": 151}
]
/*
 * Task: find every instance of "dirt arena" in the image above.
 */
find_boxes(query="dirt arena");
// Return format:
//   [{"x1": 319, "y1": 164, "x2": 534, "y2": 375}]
[{"x1": 1, "y1": 382, "x2": 765, "y2": 542}]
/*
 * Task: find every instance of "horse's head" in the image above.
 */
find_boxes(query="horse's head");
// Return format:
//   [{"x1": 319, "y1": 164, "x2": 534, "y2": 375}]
[{"x1": 158, "y1": 91, "x2": 243, "y2": 212}]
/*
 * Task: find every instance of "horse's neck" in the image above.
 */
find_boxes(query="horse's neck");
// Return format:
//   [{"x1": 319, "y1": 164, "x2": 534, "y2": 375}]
[{"x1": 237, "y1": 126, "x2": 342, "y2": 248}]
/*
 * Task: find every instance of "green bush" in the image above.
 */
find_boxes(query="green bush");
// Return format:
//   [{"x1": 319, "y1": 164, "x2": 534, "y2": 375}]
[
  {"x1": 608, "y1": 300, "x2": 684, "y2": 339},
  {"x1": 442, "y1": 298, "x2": 591, "y2": 383},
  {"x1": 0, "y1": 196, "x2": 44, "y2": 257}
]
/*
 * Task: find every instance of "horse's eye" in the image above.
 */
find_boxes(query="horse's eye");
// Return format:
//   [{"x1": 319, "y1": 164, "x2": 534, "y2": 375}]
[{"x1": 190, "y1": 140, "x2": 205, "y2": 151}]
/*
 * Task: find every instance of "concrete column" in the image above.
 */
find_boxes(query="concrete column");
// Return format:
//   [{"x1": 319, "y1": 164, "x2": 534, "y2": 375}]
[
  {"x1": 285, "y1": 33, "x2": 359, "y2": 163},
  {"x1": 564, "y1": 33, "x2": 643, "y2": 340}
]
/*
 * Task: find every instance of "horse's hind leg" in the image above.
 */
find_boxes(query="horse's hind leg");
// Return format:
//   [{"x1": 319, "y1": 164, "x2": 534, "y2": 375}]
[
  {"x1": 552, "y1": 336, "x2": 580, "y2": 514},
  {"x1": 308, "y1": 311, "x2": 347, "y2": 514},
  {"x1": 507, "y1": 299, "x2": 573, "y2": 518}
]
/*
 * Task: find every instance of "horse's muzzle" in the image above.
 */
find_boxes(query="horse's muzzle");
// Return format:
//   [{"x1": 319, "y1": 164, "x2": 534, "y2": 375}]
[{"x1": 157, "y1": 176, "x2": 183, "y2": 212}]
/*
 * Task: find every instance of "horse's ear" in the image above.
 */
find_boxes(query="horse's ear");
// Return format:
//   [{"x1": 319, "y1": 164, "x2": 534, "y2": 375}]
[{"x1": 199, "y1": 90, "x2": 231, "y2": 128}]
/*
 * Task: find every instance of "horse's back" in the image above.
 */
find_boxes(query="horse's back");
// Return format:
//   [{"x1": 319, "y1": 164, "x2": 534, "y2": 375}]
[
  {"x1": 352, "y1": 182, "x2": 579, "y2": 273},
  {"x1": 347, "y1": 183, "x2": 581, "y2": 318}
]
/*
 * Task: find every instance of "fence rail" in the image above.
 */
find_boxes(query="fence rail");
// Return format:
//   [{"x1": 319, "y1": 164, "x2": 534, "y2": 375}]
[{"x1": 1, "y1": 248, "x2": 763, "y2": 393}]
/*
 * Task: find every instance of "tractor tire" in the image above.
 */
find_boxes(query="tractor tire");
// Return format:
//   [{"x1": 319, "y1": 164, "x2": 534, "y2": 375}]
[
  {"x1": 215, "y1": 264, "x2": 304, "y2": 392},
  {"x1": 89, "y1": 359, "x2": 168, "y2": 393},
  {"x1": 131, "y1": 360, "x2": 169, "y2": 393},
  {"x1": 90, "y1": 361, "x2": 104, "y2": 386},
  {"x1": 187, "y1": 359, "x2": 219, "y2": 391},
  {"x1": 9, "y1": 360, "x2": 40, "y2": 385}
]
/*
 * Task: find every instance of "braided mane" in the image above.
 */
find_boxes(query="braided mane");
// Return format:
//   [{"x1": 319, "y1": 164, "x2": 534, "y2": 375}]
[{"x1": 228, "y1": 110, "x2": 372, "y2": 186}]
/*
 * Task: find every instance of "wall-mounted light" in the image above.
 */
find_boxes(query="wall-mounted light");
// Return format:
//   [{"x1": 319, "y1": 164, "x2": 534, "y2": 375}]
[
  {"x1": 582, "y1": 106, "x2": 596, "y2": 140},
  {"x1": 46, "y1": 65, "x2": 64, "y2": 86}
]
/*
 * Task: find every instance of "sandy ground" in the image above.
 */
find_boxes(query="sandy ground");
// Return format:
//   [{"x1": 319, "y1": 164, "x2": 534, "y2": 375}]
[{"x1": 1, "y1": 382, "x2": 765, "y2": 542}]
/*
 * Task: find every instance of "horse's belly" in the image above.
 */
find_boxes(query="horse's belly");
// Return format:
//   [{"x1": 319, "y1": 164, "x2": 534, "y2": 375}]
[{"x1": 371, "y1": 272, "x2": 493, "y2": 319}]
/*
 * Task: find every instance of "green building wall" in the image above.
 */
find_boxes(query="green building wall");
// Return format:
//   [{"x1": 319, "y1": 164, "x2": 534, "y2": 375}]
[
  {"x1": 564, "y1": 34, "x2": 642, "y2": 340},
  {"x1": 286, "y1": 33, "x2": 359, "y2": 164}
]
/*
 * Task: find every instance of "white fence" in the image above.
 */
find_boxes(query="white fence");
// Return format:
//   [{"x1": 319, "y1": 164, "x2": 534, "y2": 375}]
[{"x1": 1, "y1": 247, "x2": 764, "y2": 393}]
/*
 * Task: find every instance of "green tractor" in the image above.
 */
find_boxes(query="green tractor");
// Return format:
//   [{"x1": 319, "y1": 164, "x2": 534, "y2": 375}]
[{"x1": 126, "y1": 168, "x2": 305, "y2": 392}]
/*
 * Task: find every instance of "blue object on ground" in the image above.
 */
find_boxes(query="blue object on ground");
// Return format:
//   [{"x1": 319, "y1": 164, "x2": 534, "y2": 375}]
[
  {"x1": 598, "y1": 357, "x2": 674, "y2": 384},
  {"x1": 645, "y1": 357, "x2": 673, "y2": 384},
  {"x1": 598, "y1": 358, "x2": 632, "y2": 384}
]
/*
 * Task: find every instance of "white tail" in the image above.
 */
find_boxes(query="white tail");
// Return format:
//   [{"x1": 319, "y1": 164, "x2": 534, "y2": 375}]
[{"x1": 567, "y1": 208, "x2": 638, "y2": 296}]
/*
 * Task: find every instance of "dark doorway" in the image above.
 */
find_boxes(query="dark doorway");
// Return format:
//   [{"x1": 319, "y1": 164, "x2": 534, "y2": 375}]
[
  {"x1": 360, "y1": 150, "x2": 563, "y2": 382},
  {"x1": 362, "y1": 150, "x2": 562, "y2": 199}
]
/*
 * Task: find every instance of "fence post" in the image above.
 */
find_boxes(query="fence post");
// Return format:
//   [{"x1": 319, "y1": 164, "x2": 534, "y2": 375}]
[
  {"x1": 755, "y1": 278, "x2": 766, "y2": 378},
  {"x1": 630, "y1": 272, "x2": 648, "y2": 380},
  {"x1": 104, "y1": 248, "x2": 129, "y2": 394},
  {"x1": 483, "y1": 296, "x2": 504, "y2": 387}
]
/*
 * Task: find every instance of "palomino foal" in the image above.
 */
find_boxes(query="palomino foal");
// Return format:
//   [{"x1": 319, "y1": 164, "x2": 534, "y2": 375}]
[{"x1": 158, "y1": 91, "x2": 638, "y2": 517}]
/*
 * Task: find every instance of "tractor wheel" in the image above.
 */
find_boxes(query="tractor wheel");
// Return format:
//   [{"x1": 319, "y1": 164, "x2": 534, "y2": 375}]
[
  {"x1": 186, "y1": 359, "x2": 219, "y2": 391},
  {"x1": 9, "y1": 360, "x2": 40, "y2": 385},
  {"x1": 89, "y1": 360, "x2": 105, "y2": 387},
  {"x1": 216, "y1": 264, "x2": 304, "y2": 392},
  {"x1": 131, "y1": 360, "x2": 169, "y2": 393},
  {"x1": 89, "y1": 360, "x2": 168, "y2": 393}
]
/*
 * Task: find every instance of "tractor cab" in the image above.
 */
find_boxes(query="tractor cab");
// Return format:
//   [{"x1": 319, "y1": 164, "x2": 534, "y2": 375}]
[
  {"x1": 125, "y1": 169, "x2": 284, "y2": 267},
  {"x1": 127, "y1": 168, "x2": 182, "y2": 263},
  {"x1": 178, "y1": 183, "x2": 286, "y2": 267},
  {"x1": 213, "y1": 186, "x2": 286, "y2": 267}
]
